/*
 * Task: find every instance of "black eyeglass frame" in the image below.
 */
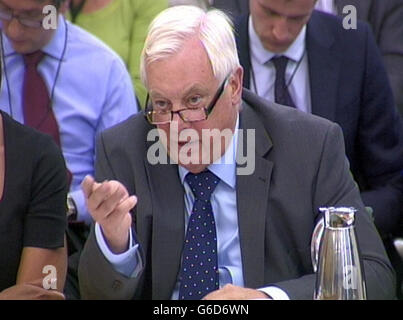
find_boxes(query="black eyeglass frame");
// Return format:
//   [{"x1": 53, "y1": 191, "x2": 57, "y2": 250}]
[
  {"x1": 144, "y1": 75, "x2": 230, "y2": 125},
  {"x1": 0, "y1": 5, "x2": 44, "y2": 29}
]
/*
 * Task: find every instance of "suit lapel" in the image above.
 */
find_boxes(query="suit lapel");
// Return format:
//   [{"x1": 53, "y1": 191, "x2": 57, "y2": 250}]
[
  {"x1": 238, "y1": 0, "x2": 250, "y2": 16},
  {"x1": 236, "y1": 99, "x2": 273, "y2": 288},
  {"x1": 144, "y1": 148, "x2": 185, "y2": 300},
  {"x1": 306, "y1": 12, "x2": 341, "y2": 122}
]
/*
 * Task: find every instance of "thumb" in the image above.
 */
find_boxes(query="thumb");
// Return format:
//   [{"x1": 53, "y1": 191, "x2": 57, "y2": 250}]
[{"x1": 81, "y1": 175, "x2": 95, "y2": 199}]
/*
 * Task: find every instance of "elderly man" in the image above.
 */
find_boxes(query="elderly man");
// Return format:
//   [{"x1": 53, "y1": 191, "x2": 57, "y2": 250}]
[{"x1": 78, "y1": 5, "x2": 395, "y2": 300}]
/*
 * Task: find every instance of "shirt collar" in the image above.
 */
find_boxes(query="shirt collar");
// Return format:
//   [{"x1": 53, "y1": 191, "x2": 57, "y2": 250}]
[
  {"x1": 248, "y1": 15, "x2": 307, "y2": 64},
  {"x1": 2, "y1": 14, "x2": 67, "y2": 61},
  {"x1": 178, "y1": 114, "x2": 239, "y2": 190},
  {"x1": 2, "y1": 30, "x2": 17, "y2": 58}
]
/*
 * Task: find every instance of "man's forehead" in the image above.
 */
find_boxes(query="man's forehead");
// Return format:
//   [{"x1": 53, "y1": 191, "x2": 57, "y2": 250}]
[
  {"x1": 146, "y1": 38, "x2": 215, "y2": 85},
  {"x1": 149, "y1": 82, "x2": 210, "y2": 98},
  {"x1": 0, "y1": 0, "x2": 53, "y2": 12},
  {"x1": 147, "y1": 55, "x2": 214, "y2": 94},
  {"x1": 255, "y1": 0, "x2": 316, "y2": 16}
]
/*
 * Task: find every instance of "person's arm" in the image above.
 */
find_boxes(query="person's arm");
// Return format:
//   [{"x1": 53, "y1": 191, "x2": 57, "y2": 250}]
[
  {"x1": 128, "y1": 0, "x2": 168, "y2": 108},
  {"x1": 17, "y1": 244, "x2": 67, "y2": 292},
  {"x1": 79, "y1": 132, "x2": 144, "y2": 300},
  {"x1": 0, "y1": 134, "x2": 68, "y2": 299},
  {"x1": 0, "y1": 244, "x2": 67, "y2": 300},
  {"x1": 94, "y1": 222, "x2": 143, "y2": 277},
  {"x1": 0, "y1": 284, "x2": 64, "y2": 300}
]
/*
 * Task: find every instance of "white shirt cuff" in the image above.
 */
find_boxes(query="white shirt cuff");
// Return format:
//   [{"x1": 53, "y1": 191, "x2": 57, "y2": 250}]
[
  {"x1": 259, "y1": 286, "x2": 290, "y2": 300},
  {"x1": 95, "y1": 222, "x2": 143, "y2": 277}
]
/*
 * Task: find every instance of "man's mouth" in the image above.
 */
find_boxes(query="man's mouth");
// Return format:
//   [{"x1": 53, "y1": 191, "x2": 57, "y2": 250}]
[
  {"x1": 177, "y1": 140, "x2": 196, "y2": 148},
  {"x1": 10, "y1": 39, "x2": 26, "y2": 46}
]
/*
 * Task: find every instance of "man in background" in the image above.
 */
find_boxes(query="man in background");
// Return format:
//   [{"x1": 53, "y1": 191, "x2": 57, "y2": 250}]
[
  {"x1": 0, "y1": 0, "x2": 138, "y2": 298},
  {"x1": 235, "y1": 0, "x2": 403, "y2": 297}
]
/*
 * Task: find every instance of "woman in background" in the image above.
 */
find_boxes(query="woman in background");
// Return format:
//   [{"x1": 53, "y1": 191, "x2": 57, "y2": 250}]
[
  {"x1": 67, "y1": 0, "x2": 168, "y2": 108},
  {"x1": 0, "y1": 109, "x2": 68, "y2": 299}
]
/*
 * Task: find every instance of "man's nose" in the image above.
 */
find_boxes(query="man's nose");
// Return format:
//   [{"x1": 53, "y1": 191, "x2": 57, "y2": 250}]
[
  {"x1": 171, "y1": 110, "x2": 191, "y2": 132},
  {"x1": 272, "y1": 18, "x2": 293, "y2": 43},
  {"x1": 5, "y1": 17, "x2": 25, "y2": 39}
]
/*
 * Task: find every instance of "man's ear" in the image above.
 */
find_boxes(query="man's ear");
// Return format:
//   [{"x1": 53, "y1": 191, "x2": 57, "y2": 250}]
[{"x1": 230, "y1": 66, "x2": 244, "y2": 107}]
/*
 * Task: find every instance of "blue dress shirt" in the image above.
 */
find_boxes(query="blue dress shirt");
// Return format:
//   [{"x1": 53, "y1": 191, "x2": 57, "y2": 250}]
[
  {"x1": 0, "y1": 16, "x2": 138, "y2": 223},
  {"x1": 315, "y1": 0, "x2": 337, "y2": 14}
]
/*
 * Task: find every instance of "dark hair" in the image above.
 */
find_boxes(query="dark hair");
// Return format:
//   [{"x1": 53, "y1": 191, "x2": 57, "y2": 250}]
[
  {"x1": 52, "y1": 0, "x2": 66, "y2": 9},
  {"x1": 38, "y1": 0, "x2": 66, "y2": 9}
]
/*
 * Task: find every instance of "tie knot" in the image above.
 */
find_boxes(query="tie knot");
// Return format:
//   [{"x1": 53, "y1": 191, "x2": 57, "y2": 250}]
[
  {"x1": 271, "y1": 55, "x2": 289, "y2": 73},
  {"x1": 23, "y1": 51, "x2": 45, "y2": 67},
  {"x1": 185, "y1": 170, "x2": 220, "y2": 201}
]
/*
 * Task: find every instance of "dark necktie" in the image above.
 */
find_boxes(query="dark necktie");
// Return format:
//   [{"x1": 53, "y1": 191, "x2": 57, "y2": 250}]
[
  {"x1": 271, "y1": 56, "x2": 296, "y2": 108},
  {"x1": 23, "y1": 51, "x2": 72, "y2": 186},
  {"x1": 179, "y1": 170, "x2": 220, "y2": 300},
  {"x1": 23, "y1": 51, "x2": 61, "y2": 146}
]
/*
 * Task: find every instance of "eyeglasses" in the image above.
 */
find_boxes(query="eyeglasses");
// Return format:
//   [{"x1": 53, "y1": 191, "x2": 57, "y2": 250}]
[
  {"x1": 144, "y1": 76, "x2": 229, "y2": 125},
  {"x1": 0, "y1": 5, "x2": 44, "y2": 29}
]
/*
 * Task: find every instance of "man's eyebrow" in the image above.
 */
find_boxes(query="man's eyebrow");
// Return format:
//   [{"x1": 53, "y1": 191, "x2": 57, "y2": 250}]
[
  {"x1": 21, "y1": 9, "x2": 44, "y2": 17},
  {"x1": 0, "y1": 2, "x2": 45, "y2": 17}
]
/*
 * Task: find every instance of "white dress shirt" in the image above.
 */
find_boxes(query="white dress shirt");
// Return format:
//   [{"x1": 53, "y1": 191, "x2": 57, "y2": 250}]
[{"x1": 315, "y1": 0, "x2": 337, "y2": 15}]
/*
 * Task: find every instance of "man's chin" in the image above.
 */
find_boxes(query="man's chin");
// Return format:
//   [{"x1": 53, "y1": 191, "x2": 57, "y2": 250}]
[
  {"x1": 262, "y1": 40, "x2": 291, "y2": 54},
  {"x1": 168, "y1": 147, "x2": 210, "y2": 172},
  {"x1": 179, "y1": 162, "x2": 209, "y2": 174},
  {"x1": 10, "y1": 42, "x2": 35, "y2": 55}
]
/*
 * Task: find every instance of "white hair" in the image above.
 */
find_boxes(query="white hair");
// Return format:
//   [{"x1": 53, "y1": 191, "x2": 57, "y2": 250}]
[{"x1": 140, "y1": 5, "x2": 240, "y2": 88}]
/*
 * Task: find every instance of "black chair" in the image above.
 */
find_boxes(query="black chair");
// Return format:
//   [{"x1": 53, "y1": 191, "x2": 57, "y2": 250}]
[{"x1": 65, "y1": 222, "x2": 89, "y2": 300}]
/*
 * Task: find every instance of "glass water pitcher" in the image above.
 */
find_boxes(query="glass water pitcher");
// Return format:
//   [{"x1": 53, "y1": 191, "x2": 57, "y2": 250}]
[{"x1": 313, "y1": 207, "x2": 367, "y2": 300}]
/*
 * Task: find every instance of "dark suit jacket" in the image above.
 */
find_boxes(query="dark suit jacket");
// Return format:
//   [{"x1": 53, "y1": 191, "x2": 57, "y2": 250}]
[
  {"x1": 235, "y1": 11, "x2": 403, "y2": 237},
  {"x1": 335, "y1": 0, "x2": 403, "y2": 116},
  {"x1": 217, "y1": 0, "x2": 403, "y2": 115},
  {"x1": 78, "y1": 90, "x2": 395, "y2": 300},
  {"x1": 213, "y1": 0, "x2": 249, "y2": 20}
]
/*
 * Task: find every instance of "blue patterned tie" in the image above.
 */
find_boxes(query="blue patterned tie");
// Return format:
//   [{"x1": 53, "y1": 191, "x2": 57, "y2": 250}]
[
  {"x1": 271, "y1": 56, "x2": 296, "y2": 108},
  {"x1": 179, "y1": 170, "x2": 220, "y2": 300}
]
